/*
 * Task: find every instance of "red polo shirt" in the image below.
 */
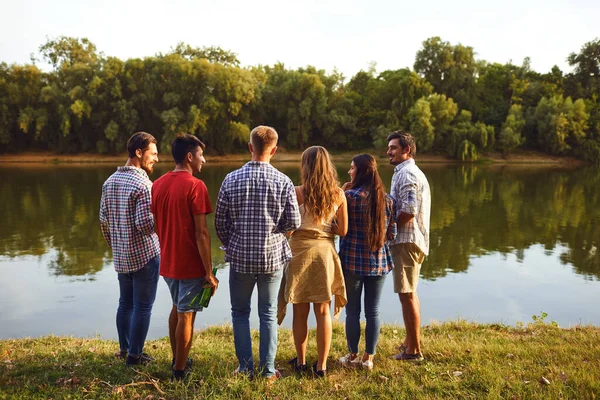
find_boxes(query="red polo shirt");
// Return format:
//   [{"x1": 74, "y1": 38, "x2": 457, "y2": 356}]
[{"x1": 151, "y1": 171, "x2": 212, "y2": 279}]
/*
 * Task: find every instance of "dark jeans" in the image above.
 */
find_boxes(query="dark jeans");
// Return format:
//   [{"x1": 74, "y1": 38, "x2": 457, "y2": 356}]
[
  {"x1": 116, "y1": 256, "x2": 160, "y2": 357},
  {"x1": 343, "y1": 269, "x2": 387, "y2": 355}
]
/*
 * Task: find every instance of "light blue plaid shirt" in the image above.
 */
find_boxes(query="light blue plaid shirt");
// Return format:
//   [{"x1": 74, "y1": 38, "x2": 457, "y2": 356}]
[
  {"x1": 389, "y1": 159, "x2": 431, "y2": 255},
  {"x1": 99, "y1": 166, "x2": 160, "y2": 273},
  {"x1": 214, "y1": 161, "x2": 301, "y2": 274}
]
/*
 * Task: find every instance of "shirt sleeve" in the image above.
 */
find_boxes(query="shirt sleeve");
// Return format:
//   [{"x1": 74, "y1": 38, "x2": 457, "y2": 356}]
[
  {"x1": 214, "y1": 182, "x2": 230, "y2": 246},
  {"x1": 191, "y1": 180, "x2": 213, "y2": 215},
  {"x1": 277, "y1": 181, "x2": 301, "y2": 232},
  {"x1": 398, "y1": 172, "x2": 418, "y2": 216},
  {"x1": 134, "y1": 185, "x2": 155, "y2": 235},
  {"x1": 99, "y1": 187, "x2": 111, "y2": 247}
]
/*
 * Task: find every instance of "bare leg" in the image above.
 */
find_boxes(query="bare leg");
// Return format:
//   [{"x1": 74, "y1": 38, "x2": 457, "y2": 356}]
[
  {"x1": 292, "y1": 303, "x2": 310, "y2": 365},
  {"x1": 168, "y1": 305, "x2": 178, "y2": 360},
  {"x1": 174, "y1": 311, "x2": 195, "y2": 370},
  {"x1": 313, "y1": 302, "x2": 332, "y2": 371},
  {"x1": 399, "y1": 292, "x2": 421, "y2": 354}
]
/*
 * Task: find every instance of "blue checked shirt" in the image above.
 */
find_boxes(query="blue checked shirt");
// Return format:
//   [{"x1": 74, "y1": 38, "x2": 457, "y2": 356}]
[
  {"x1": 214, "y1": 161, "x2": 301, "y2": 274},
  {"x1": 339, "y1": 188, "x2": 396, "y2": 276},
  {"x1": 389, "y1": 159, "x2": 431, "y2": 255},
  {"x1": 99, "y1": 166, "x2": 160, "y2": 273}
]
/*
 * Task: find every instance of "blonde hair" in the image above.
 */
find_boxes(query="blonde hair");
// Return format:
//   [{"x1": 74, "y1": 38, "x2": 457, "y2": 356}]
[
  {"x1": 250, "y1": 125, "x2": 278, "y2": 154},
  {"x1": 301, "y1": 146, "x2": 341, "y2": 223}
]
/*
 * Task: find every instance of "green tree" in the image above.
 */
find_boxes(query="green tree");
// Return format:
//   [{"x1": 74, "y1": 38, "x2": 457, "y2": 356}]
[
  {"x1": 428, "y1": 93, "x2": 458, "y2": 150},
  {"x1": 498, "y1": 104, "x2": 525, "y2": 154},
  {"x1": 414, "y1": 37, "x2": 477, "y2": 109},
  {"x1": 408, "y1": 98, "x2": 435, "y2": 151},
  {"x1": 534, "y1": 96, "x2": 589, "y2": 154},
  {"x1": 168, "y1": 42, "x2": 240, "y2": 66},
  {"x1": 566, "y1": 38, "x2": 600, "y2": 98}
]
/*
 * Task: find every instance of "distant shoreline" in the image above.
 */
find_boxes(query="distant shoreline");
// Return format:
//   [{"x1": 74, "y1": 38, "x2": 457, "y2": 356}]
[{"x1": 0, "y1": 150, "x2": 586, "y2": 166}]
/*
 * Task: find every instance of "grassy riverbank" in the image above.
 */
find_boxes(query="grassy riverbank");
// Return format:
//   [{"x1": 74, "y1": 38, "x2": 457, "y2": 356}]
[
  {"x1": 1, "y1": 320, "x2": 599, "y2": 399},
  {"x1": 0, "y1": 149, "x2": 586, "y2": 166}
]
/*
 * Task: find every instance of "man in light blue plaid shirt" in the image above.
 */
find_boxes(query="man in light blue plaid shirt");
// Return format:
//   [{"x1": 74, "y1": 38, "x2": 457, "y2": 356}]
[
  {"x1": 386, "y1": 130, "x2": 431, "y2": 363},
  {"x1": 100, "y1": 132, "x2": 160, "y2": 366},
  {"x1": 215, "y1": 125, "x2": 300, "y2": 380}
]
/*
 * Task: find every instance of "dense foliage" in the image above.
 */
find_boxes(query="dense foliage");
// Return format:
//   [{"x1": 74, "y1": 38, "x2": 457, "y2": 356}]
[{"x1": 1, "y1": 36, "x2": 599, "y2": 162}]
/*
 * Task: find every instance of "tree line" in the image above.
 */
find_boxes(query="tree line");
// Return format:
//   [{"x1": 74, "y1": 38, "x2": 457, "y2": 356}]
[{"x1": 1, "y1": 36, "x2": 599, "y2": 163}]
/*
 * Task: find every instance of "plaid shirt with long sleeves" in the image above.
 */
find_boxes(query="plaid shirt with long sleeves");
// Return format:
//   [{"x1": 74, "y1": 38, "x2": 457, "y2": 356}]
[
  {"x1": 214, "y1": 161, "x2": 301, "y2": 274},
  {"x1": 99, "y1": 166, "x2": 160, "y2": 273},
  {"x1": 339, "y1": 188, "x2": 397, "y2": 276},
  {"x1": 389, "y1": 158, "x2": 431, "y2": 255}
]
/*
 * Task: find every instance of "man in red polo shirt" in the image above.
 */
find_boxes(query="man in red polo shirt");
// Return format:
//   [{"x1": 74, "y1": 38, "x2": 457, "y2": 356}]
[{"x1": 151, "y1": 133, "x2": 218, "y2": 380}]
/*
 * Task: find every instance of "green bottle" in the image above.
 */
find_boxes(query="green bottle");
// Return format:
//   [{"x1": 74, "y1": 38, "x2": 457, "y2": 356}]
[{"x1": 197, "y1": 267, "x2": 217, "y2": 308}]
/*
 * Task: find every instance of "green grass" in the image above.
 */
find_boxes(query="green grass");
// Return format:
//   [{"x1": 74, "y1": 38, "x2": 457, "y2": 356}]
[{"x1": 1, "y1": 320, "x2": 599, "y2": 399}]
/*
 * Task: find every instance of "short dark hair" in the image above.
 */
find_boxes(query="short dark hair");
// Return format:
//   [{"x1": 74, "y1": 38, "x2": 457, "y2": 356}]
[
  {"x1": 127, "y1": 132, "x2": 157, "y2": 158},
  {"x1": 171, "y1": 133, "x2": 206, "y2": 164},
  {"x1": 387, "y1": 130, "x2": 416, "y2": 157}
]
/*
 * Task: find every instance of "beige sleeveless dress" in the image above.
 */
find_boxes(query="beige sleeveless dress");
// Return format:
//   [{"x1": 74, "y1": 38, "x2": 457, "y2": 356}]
[{"x1": 277, "y1": 204, "x2": 347, "y2": 324}]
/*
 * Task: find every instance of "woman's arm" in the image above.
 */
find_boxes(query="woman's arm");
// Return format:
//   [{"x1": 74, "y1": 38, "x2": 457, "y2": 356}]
[{"x1": 331, "y1": 188, "x2": 348, "y2": 237}]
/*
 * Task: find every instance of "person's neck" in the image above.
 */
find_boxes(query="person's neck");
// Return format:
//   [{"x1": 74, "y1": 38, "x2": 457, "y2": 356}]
[
  {"x1": 173, "y1": 163, "x2": 192, "y2": 174},
  {"x1": 125, "y1": 158, "x2": 141, "y2": 168},
  {"x1": 395, "y1": 156, "x2": 412, "y2": 166},
  {"x1": 251, "y1": 154, "x2": 271, "y2": 163}
]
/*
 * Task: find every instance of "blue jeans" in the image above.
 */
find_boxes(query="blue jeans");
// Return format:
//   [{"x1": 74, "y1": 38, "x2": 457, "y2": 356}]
[
  {"x1": 116, "y1": 256, "x2": 160, "y2": 357},
  {"x1": 229, "y1": 268, "x2": 282, "y2": 378},
  {"x1": 343, "y1": 269, "x2": 387, "y2": 355}
]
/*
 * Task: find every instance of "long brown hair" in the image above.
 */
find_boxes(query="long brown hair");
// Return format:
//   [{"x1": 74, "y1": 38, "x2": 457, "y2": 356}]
[
  {"x1": 351, "y1": 154, "x2": 387, "y2": 251},
  {"x1": 301, "y1": 146, "x2": 341, "y2": 223}
]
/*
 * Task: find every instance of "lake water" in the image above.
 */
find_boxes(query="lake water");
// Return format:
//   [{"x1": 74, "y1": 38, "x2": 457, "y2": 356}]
[{"x1": 1, "y1": 161, "x2": 599, "y2": 339}]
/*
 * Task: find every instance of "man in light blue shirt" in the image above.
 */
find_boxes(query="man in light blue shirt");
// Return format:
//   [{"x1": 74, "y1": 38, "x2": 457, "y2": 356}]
[{"x1": 387, "y1": 130, "x2": 431, "y2": 363}]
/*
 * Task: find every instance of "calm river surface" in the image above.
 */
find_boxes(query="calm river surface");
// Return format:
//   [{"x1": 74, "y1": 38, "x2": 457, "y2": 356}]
[{"x1": 1, "y1": 160, "x2": 599, "y2": 339}]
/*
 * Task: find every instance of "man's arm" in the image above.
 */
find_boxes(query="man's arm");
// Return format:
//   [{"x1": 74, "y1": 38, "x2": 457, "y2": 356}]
[
  {"x1": 193, "y1": 214, "x2": 218, "y2": 292},
  {"x1": 214, "y1": 186, "x2": 230, "y2": 246},
  {"x1": 396, "y1": 173, "x2": 417, "y2": 226},
  {"x1": 278, "y1": 182, "x2": 301, "y2": 233},
  {"x1": 134, "y1": 187, "x2": 155, "y2": 235},
  {"x1": 99, "y1": 189, "x2": 111, "y2": 247}
]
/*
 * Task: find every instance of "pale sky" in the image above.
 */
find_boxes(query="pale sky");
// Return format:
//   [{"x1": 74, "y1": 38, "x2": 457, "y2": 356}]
[{"x1": 1, "y1": 0, "x2": 598, "y2": 79}]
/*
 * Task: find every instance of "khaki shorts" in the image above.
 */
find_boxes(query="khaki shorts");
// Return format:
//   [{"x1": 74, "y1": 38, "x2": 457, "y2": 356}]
[{"x1": 390, "y1": 243, "x2": 425, "y2": 294}]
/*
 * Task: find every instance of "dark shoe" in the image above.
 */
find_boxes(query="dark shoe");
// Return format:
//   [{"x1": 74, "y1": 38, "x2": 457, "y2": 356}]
[
  {"x1": 126, "y1": 352, "x2": 154, "y2": 366},
  {"x1": 312, "y1": 362, "x2": 326, "y2": 378},
  {"x1": 114, "y1": 350, "x2": 127, "y2": 359},
  {"x1": 389, "y1": 344, "x2": 408, "y2": 360},
  {"x1": 171, "y1": 368, "x2": 191, "y2": 381},
  {"x1": 171, "y1": 357, "x2": 193, "y2": 369},
  {"x1": 288, "y1": 357, "x2": 309, "y2": 374}
]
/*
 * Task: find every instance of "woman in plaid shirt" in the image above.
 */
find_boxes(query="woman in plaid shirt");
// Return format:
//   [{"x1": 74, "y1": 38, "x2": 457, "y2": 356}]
[{"x1": 338, "y1": 154, "x2": 396, "y2": 370}]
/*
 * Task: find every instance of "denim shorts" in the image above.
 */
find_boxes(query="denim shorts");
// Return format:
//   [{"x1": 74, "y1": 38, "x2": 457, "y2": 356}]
[{"x1": 164, "y1": 276, "x2": 206, "y2": 313}]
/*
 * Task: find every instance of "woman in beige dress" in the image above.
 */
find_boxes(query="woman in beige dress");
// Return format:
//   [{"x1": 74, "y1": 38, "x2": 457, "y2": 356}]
[{"x1": 278, "y1": 146, "x2": 348, "y2": 377}]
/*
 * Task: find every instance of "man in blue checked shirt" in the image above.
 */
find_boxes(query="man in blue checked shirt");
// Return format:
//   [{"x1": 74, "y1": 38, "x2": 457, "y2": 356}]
[
  {"x1": 100, "y1": 132, "x2": 161, "y2": 366},
  {"x1": 215, "y1": 125, "x2": 301, "y2": 381},
  {"x1": 386, "y1": 130, "x2": 431, "y2": 363}
]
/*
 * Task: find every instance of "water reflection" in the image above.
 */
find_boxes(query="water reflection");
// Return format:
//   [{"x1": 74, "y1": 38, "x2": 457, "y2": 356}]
[
  {"x1": 1, "y1": 162, "x2": 600, "y2": 337},
  {"x1": 1, "y1": 163, "x2": 598, "y2": 280}
]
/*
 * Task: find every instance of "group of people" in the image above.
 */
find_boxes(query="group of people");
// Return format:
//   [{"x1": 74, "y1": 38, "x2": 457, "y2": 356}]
[{"x1": 99, "y1": 126, "x2": 430, "y2": 382}]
